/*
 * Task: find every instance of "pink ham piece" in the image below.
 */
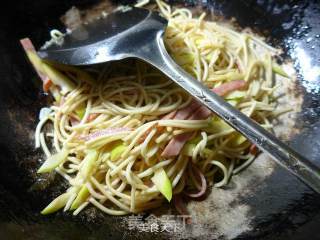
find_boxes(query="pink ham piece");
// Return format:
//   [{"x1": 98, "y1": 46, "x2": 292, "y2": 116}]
[
  {"x1": 161, "y1": 110, "x2": 177, "y2": 120},
  {"x1": 184, "y1": 80, "x2": 247, "y2": 121},
  {"x1": 175, "y1": 80, "x2": 247, "y2": 121},
  {"x1": 174, "y1": 100, "x2": 201, "y2": 120},
  {"x1": 188, "y1": 105, "x2": 211, "y2": 120},
  {"x1": 161, "y1": 80, "x2": 246, "y2": 157},
  {"x1": 161, "y1": 132, "x2": 193, "y2": 157},
  {"x1": 81, "y1": 127, "x2": 132, "y2": 141},
  {"x1": 212, "y1": 80, "x2": 246, "y2": 96}
]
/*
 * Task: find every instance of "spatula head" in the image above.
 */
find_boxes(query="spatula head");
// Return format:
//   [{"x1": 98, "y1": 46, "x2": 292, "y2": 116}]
[{"x1": 38, "y1": 7, "x2": 167, "y2": 65}]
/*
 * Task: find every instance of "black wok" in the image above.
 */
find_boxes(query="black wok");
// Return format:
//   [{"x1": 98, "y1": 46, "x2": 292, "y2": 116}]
[{"x1": 0, "y1": 0, "x2": 320, "y2": 239}]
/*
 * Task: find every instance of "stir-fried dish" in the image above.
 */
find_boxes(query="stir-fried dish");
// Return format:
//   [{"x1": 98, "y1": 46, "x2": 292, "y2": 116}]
[{"x1": 21, "y1": 0, "x2": 290, "y2": 216}]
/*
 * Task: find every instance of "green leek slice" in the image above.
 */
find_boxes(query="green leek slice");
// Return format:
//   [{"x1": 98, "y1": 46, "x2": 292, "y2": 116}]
[
  {"x1": 41, "y1": 63, "x2": 76, "y2": 95},
  {"x1": 110, "y1": 143, "x2": 127, "y2": 161},
  {"x1": 41, "y1": 192, "x2": 71, "y2": 215},
  {"x1": 75, "y1": 103, "x2": 86, "y2": 119},
  {"x1": 37, "y1": 148, "x2": 69, "y2": 173},
  {"x1": 203, "y1": 148, "x2": 214, "y2": 157},
  {"x1": 182, "y1": 143, "x2": 196, "y2": 157},
  {"x1": 151, "y1": 168, "x2": 172, "y2": 202},
  {"x1": 52, "y1": 63, "x2": 95, "y2": 84},
  {"x1": 231, "y1": 134, "x2": 247, "y2": 146},
  {"x1": 225, "y1": 90, "x2": 246, "y2": 100},
  {"x1": 50, "y1": 86, "x2": 61, "y2": 103},
  {"x1": 210, "y1": 120, "x2": 232, "y2": 132},
  {"x1": 187, "y1": 136, "x2": 201, "y2": 145},
  {"x1": 227, "y1": 99, "x2": 239, "y2": 106},
  {"x1": 173, "y1": 53, "x2": 194, "y2": 65},
  {"x1": 272, "y1": 63, "x2": 289, "y2": 78},
  {"x1": 80, "y1": 150, "x2": 99, "y2": 180},
  {"x1": 26, "y1": 50, "x2": 76, "y2": 94},
  {"x1": 70, "y1": 185, "x2": 89, "y2": 210},
  {"x1": 26, "y1": 51, "x2": 44, "y2": 73}
]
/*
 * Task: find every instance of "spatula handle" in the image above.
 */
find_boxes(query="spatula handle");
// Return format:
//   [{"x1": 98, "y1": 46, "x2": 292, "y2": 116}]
[{"x1": 137, "y1": 32, "x2": 320, "y2": 193}]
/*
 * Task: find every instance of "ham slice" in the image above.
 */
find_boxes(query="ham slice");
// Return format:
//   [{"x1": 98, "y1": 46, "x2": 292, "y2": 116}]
[
  {"x1": 188, "y1": 105, "x2": 211, "y2": 120},
  {"x1": 161, "y1": 132, "x2": 193, "y2": 157},
  {"x1": 211, "y1": 80, "x2": 246, "y2": 96},
  {"x1": 174, "y1": 101, "x2": 201, "y2": 120},
  {"x1": 161, "y1": 110, "x2": 177, "y2": 120},
  {"x1": 20, "y1": 38, "x2": 35, "y2": 52},
  {"x1": 82, "y1": 127, "x2": 132, "y2": 141},
  {"x1": 161, "y1": 80, "x2": 246, "y2": 158},
  {"x1": 176, "y1": 80, "x2": 246, "y2": 121}
]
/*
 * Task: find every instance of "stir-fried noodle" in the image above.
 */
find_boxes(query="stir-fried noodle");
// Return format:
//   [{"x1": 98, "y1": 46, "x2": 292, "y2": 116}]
[{"x1": 21, "y1": 0, "x2": 289, "y2": 215}]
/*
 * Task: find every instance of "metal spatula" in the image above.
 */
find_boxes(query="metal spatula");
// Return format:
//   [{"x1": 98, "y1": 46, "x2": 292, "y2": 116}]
[{"x1": 38, "y1": 7, "x2": 320, "y2": 193}]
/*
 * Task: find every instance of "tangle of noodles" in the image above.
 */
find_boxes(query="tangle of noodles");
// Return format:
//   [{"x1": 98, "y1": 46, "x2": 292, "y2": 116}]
[{"x1": 30, "y1": 0, "x2": 290, "y2": 215}]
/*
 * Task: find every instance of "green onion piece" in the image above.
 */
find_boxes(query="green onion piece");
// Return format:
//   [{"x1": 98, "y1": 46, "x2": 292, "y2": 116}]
[
  {"x1": 225, "y1": 90, "x2": 246, "y2": 100},
  {"x1": 209, "y1": 72, "x2": 245, "y2": 82},
  {"x1": 41, "y1": 192, "x2": 71, "y2": 215},
  {"x1": 52, "y1": 63, "x2": 95, "y2": 84},
  {"x1": 151, "y1": 168, "x2": 172, "y2": 202},
  {"x1": 272, "y1": 63, "x2": 289, "y2": 78},
  {"x1": 182, "y1": 143, "x2": 196, "y2": 157},
  {"x1": 110, "y1": 143, "x2": 127, "y2": 161},
  {"x1": 210, "y1": 120, "x2": 232, "y2": 132},
  {"x1": 26, "y1": 51, "x2": 44, "y2": 73},
  {"x1": 194, "y1": 37, "x2": 204, "y2": 46},
  {"x1": 50, "y1": 86, "x2": 61, "y2": 103},
  {"x1": 227, "y1": 99, "x2": 239, "y2": 106},
  {"x1": 26, "y1": 50, "x2": 76, "y2": 94},
  {"x1": 37, "y1": 148, "x2": 69, "y2": 173},
  {"x1": 204, "y1": 52, "x2": 214, "y2": 61},
  {"x1": 75, "y1": 104, "x2": 86, "y2": 120},
  {"x1": 172, "y1": 53, "x2": 194, "y2": 65},
  {"x1": 70, "y1": 185, "x2": 89, "y2": 210},
  {"x1": 42, "y1": 63, "x2": 76, "y2": 95},
  {"x1": 203, "y1": 148, "x2": 214, "y2": 157},
  {"x1": 80, "y1": 150, "x2": 99, "y2": 180},
  {"x1": 230, "y1": 134, "x2": 247, "y2": 146},
  {"x1": 187, "y1": 136, "x2": 201, "y2": 145}
]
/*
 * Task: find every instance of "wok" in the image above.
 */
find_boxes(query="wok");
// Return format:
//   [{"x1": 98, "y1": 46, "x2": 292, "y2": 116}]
[{"x1": 0, "y1": 0, "x2": 320, "y2": 239}]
